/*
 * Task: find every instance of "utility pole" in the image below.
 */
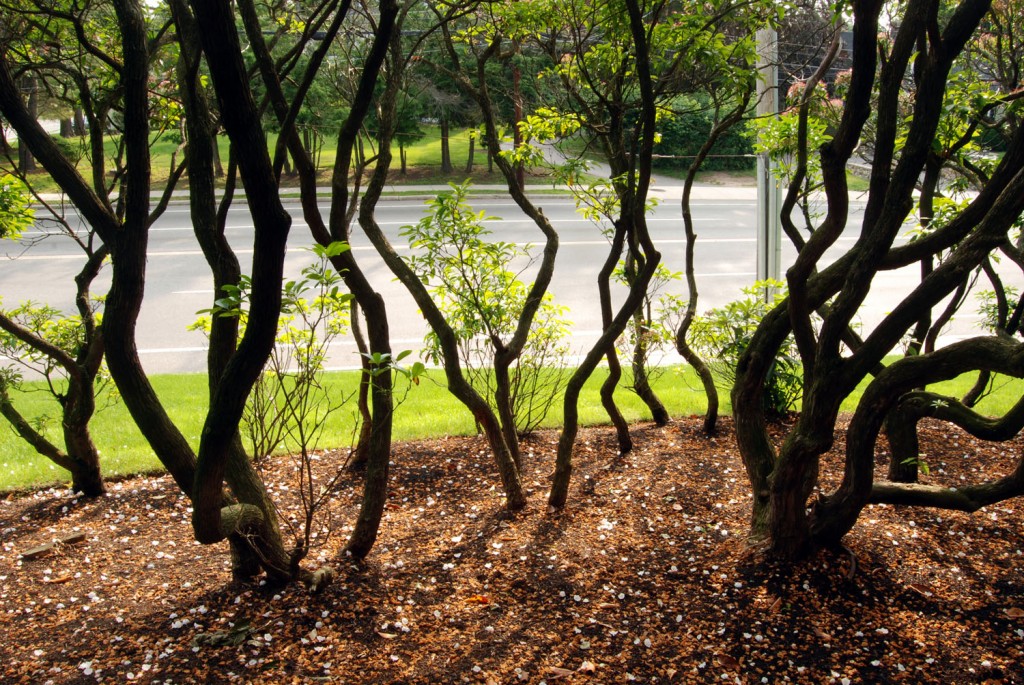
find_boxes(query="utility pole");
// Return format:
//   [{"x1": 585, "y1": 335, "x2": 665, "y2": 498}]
[{"x1": 756, "y1": 28, "x2": 781, "y2": 293}]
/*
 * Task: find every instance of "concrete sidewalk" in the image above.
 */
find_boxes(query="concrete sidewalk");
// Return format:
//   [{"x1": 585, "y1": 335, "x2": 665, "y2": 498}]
[{"x1": 374, "y1": 181, "x2": 760, "y2": 202}]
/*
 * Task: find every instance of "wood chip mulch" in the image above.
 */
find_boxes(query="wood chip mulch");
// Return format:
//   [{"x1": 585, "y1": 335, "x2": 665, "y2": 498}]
[{"x1": 1, "y1": 416, "x2": 1022, "y2": 684}]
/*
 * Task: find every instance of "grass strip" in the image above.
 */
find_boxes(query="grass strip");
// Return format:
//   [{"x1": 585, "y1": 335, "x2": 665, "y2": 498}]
[{"x1": 2, "y1": 363, "x2": 1021, "y2": 492}]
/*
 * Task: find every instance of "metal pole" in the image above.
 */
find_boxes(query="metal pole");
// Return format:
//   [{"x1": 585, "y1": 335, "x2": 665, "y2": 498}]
[{"x1": 756, "y1": 28, "x2": 781, "y2": 293}]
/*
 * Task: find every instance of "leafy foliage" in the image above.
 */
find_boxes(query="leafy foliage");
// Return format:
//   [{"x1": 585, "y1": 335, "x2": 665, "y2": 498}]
[
  {"x1": 0, "y1": 299, "x2": 110, "y2": 398},
  {"x1": 750, "y1": 82, "x2": 837, "y2": 191},
  {"x1": 195, "y1": 242, "x2": 355, "y2": 462},
  {"x1": 654, "y1": 104, "x2": 754, "y2": 172},
  {"x1": 403, "y1": 182, "x2": 571, "y2": 436},
  {"x1": 687, "y1": 281, "x2": 802, "y2": 417},
  {"x1": 0, "y1": 175, "x2": 34, "y2": 240},
  {"x1": 976, "y1": 286, "x2": 1021, "y2": 335}
]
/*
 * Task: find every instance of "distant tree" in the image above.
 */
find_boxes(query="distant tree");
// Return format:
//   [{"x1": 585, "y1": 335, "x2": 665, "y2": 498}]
[{"x1": 394, "y1": 87, "x2": 427, "y2": 175}]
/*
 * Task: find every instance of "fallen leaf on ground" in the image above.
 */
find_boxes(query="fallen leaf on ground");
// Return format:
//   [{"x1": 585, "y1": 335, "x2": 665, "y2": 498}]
[
  {"x1": 717, "y1": 653, "x2": 741, "y2": 670},
  {"x1": 547, "y1": 666, "x2": 575, "y2": 679},
  {"x1": 2, "y1": 420, "x2": 1021, "y2": 684},
  {"x1": 41, "y1": 575, "x2": 71, "y2": 584}
]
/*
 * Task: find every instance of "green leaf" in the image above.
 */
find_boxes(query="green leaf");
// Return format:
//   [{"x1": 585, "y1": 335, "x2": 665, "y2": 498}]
[
  {"x1": 323, "y1": 241, "x2": 351, "y2": 258},
  {"x1": 0, "y1": 175, "x2": 35, "y2": 240}
]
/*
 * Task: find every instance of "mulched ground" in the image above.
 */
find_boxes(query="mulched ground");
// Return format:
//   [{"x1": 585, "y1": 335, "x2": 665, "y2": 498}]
[{"x1": 1, "y1": 416, "x2": 1022, "y2": 684}]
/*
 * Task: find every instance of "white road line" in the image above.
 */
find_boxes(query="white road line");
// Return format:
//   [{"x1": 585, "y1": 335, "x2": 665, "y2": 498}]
[
  {"x1": 169, "y1": 271, "x2": 757, "y2": 299},
  {"x1": 138, "y1": 346, "x2": 209, "y2": 354}
]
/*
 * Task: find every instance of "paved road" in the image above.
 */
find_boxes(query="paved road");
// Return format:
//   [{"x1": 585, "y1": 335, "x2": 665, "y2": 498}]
[{"x1": 0, "y1": 186, "x2": 1007, "y2": 374}]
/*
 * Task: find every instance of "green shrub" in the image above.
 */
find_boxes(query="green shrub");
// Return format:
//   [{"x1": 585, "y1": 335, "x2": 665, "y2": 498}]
[
  {"x1": 688, "y1": 280, "x2": 802, "y2": 417},
  {"x1": 654, "y1": 110, "x2": 754, "y2": 172}
]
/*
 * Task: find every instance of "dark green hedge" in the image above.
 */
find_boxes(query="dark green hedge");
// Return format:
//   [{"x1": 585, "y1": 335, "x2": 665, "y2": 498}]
[{"x1": 653, "y1": 112, "x2": 753, "y2": 172}]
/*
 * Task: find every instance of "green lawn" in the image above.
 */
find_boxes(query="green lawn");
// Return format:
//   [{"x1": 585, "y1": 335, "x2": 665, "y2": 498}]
[
  {"x1": 9, "y1": 127, "x2": 553, "y2": 195},
  {"x1": 0, "y1": 365, "x2": 716, "y2": 492},
  {"x1": 3, "y1": 361, "x2": 1022, "y2": 492}
]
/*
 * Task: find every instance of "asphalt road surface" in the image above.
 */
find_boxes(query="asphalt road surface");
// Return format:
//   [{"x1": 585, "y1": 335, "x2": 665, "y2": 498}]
[{"x1": 0, "y1": 188, "x2": 1008, "y2": 374}]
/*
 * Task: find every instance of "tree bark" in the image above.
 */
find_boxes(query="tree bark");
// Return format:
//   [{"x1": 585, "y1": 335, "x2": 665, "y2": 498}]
[
  {"x1": 237, "y1": 0, "x2": 397, "y2": 560},
  {"x1": 172, "y1": 0, "x2": 287, "y2": 580},
  {"x1": 600, "y1": 237, "x2": 632, "y2": 450},
  {"x1": 813, "y1": 337, "x2": 1024, "y2": 545},
  {"x1": 0, "y1": 383, "x2": 101, "y2": 496},
  {"x1": 465, "y1": 130, "x2": 475, "y2": 174},
  {"x1": 440, "y1": 114, "x2": 453, "y2": 174},
  {"x1": 338, "y1": 0, "x2": 399, "y2": 556},
  {"x1": 18, "y1": 76, "x2": 36, "y2": 172},
  {"x1": 887, "y1": 389, "x2": 1024, "y2": 483},
  {"x1": 630, "y1": 319, "x2": 669, "y2": 426},
  {"x1": 511, "y1": 55, "x2": 524, "y2": 193},
  {"x1": 676, "y1": 101, "x2": 749, "y2": 435},
  {"x1": 494, "y1": 361, "x2": 522, "y2": 467},
  {"x1": 733, "y1": 0, "x2": 997, "y2": 558},
  {"x1": 348, "y1": 302, "x2": 373, "y2": 470},
  {"x1": 73, "y1": 108, "x2": 86, "y2": 136},
  {"x1": 187, "y1": 0, "x2": 296, "y2": 570},
  {"x1": 624, "y1": 250, "x2": 669, "y2": 427}
]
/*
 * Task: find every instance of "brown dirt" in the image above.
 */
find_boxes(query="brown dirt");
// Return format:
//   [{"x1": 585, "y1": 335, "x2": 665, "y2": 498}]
[{"x1": 1, "y1": 417, "x2": 1022, "y2": 684}]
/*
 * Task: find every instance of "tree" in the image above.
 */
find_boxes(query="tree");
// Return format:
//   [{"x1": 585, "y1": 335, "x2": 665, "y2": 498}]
[
  {"x1": 0, "y1": 2, "x2": 158, "y2": 501},
  {"x1": 662, "y1": 7, "x2": 766, "y2": 436},
  {"x1": 0, "y1": 0, "x2": 397, "y2": 585},
  {"x1": 404, "y1": 182, "x2": 571, "y2": 441},
  {"x1": 733, "y1": 0, "x2": 1024, "y2": 559},
  {"x1": 337, "y1": 0, "x2": 568, "y2": 511},
  {"x1": 392, "y1": 84, "x2": 428, "y2": 175},
  {"x1": 526, "y1": 0, "x2": 665, "y2": 504},
  {"x1": 230, "y1": 0, "x2": 403, "y2": 559},
  {"x1": 0, "y1": 174, "x2": 109, "y2": 496},
  {"x1": 492, "y1": 0, "x2": 772, "y2": 504},
  {"x1": 0, "y1": 269, "x2": 109, "y2": 498}
]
